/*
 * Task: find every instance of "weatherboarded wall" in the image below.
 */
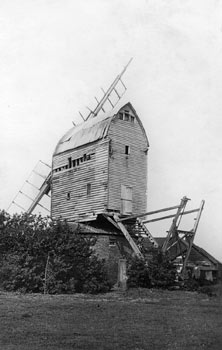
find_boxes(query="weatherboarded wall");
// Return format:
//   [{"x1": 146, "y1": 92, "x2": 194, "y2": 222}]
[
  {"x1": 107, "y1": 106, "x2": 148, "y2": 215},
  {"x1": 51, "y1": 139, "x2": 109, "y2": 221}
]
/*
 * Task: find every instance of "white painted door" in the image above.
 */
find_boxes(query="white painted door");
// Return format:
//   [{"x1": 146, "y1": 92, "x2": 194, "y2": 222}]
[{"x1": 121, "y1": 185, "x2": 132, "y2": 214}]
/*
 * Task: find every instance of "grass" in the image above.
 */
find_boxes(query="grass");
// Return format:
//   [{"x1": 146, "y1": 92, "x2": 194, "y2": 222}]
[{"x1": 0, "y1": 287, "x2": 222, "y2": 350}]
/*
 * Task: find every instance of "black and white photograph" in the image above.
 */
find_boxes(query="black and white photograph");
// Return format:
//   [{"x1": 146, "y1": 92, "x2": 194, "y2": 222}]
[{"x1": 0, "y1": 1, "x2": 222, "y2": 349}]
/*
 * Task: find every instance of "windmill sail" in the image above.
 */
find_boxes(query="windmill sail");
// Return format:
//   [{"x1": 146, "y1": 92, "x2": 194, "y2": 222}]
[
  {"x1": 8, "y1": 59, "x2": 133, "y2": 215},
  {"x1": 7, "y1": 161, "x2": 51, "y2": 215},
  {"x1": 85, "y1": 58, "x2": 133, "y2": 120}
]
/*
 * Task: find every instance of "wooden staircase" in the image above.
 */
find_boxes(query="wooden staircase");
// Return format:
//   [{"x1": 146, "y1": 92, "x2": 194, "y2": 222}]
[{"x1": 112, "y1": 214, "x2": 158, "y2": 259}]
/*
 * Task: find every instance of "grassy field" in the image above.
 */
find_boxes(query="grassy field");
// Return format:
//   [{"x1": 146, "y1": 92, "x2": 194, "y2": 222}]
[{"x1": 0, "y1": 287, "x2": 222, "y2": 350}]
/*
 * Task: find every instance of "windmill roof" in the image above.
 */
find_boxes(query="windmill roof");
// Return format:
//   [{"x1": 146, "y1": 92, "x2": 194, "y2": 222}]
[
  {"x1": 54, "y1": 104, "x2": 125, "y2": 155},
  {"x1": 54, "y1": 113, "x2": 112, "y2": 155},
  {"x1": 54, "y1": 102, "x2": 148, "y2": 155}
]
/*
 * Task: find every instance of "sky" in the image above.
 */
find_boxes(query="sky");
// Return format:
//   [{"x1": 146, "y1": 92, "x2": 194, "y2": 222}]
[{"x1": 0, "y1": 0, "x2": 222, "y2": 261}]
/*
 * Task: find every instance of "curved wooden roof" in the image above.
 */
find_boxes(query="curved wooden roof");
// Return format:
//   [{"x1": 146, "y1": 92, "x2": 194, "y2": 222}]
[{"x1": 54, "y1": 102, "x2": 149, "y2": 155}]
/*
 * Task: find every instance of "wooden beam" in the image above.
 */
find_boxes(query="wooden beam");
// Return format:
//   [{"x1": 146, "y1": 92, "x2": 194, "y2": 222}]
[
  {"x1": 117, "y1": 205, "x2": 180, "y2": 222},
  {"x1": 26, "y1": 172, "x2": 51, "y2": 214},
  {"x1": 162, "y1": 197, "x2": 189, "y2": 253},
  {"x1": 180, "y1": 200, "x2": 205, "y2": 277},
  {"x1": 143, "y1": 208, "x2": 199, "y2": 224},
  {"x1": 102, "y1": 214, "x2": 120, "y2": 230},
  {"x1": 114, "y1": 214, "x2": 143, "y2": 259}
]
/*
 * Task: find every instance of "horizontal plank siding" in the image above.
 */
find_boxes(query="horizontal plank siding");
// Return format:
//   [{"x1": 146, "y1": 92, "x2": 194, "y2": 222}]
[
  {"x1": 51, "y1": 140, "x2": 109, "y2": 221},
  {"x1": 107, "y1": 107, "x2": 148, "y2": 215}
]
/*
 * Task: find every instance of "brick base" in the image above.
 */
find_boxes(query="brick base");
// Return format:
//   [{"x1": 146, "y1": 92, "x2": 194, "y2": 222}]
[{"x1": 92, "y1": 235, "x2": 133, "y2": 285}]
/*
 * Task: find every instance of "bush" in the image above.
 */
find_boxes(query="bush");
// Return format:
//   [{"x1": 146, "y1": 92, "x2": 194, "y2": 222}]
[
  {"x1": 127, "y1": 250, "x2": 177, "y2": 289},
  {"x1": 127, "y1": 257, "x2": 151, "y2": 288},
  {"x1": 0, "y1": 210, "x2": 112, "y2": 294}
]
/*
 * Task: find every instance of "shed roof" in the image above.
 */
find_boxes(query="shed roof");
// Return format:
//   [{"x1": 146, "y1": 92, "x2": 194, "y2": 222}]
[{"x1": 54, "y1": 102, "x2": 148, "y2": 155}]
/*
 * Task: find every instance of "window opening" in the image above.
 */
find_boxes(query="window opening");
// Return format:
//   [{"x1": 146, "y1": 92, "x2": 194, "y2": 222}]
[
  {"x1": 124, "y1": 112, "x2": 129, "y2": 121},
  {"x1": 109, "y1": 237, "x2": 116, "y2": 247},
  {"x1": 125, "y1": 145, "x2": 130, "y2": 155},
  {"x1": 130, "y1": 116, "x2": 135, "y2": 123},
  {"x1": 67, "y1": 192, "x2": 71, "y2": 200},
  {"x1": 53, "y1": 152, "x2": 93, "y2": 173},
  {"x1": 119, "y1": 112, "x2": 124, "y2": 120}
]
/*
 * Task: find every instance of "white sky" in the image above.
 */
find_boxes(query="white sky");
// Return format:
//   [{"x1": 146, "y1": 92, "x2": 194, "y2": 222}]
[{"x1": 0, "y1": 0, "x2": 222, "y2": 261}]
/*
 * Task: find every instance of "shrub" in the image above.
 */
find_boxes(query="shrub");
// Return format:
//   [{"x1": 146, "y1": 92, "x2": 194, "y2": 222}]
[
  {"x1": 127, "y1": 249, "x2": 177, "y2": 289},
  {"x1": 127, "y1": 257, "x2": 151, "y2": 288},
  {"x1": 0, "y1": 210, "x2": 112, "y2": 294}
]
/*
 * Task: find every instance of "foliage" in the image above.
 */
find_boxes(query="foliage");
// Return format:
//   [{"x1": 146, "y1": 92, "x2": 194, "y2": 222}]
[
  {"x1": 127, "y1": 257, "x2": 151, "y2": 288},
  {"x1": 127, "y1": 249, "x2": 177, "y2": 289},
  {"x1": 0, "y1": 210, "x2": 112, "y2": 294}
]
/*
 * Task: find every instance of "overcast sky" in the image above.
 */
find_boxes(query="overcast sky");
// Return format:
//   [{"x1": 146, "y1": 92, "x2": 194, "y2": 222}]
[{"x1": 0, "y1": 0, "x2": 222, "y2": 261}]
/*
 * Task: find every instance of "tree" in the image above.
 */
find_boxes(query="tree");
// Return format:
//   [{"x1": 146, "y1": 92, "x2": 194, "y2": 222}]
[{"x1": 0, "y1": 210, "x2": 112, "y2": 294}]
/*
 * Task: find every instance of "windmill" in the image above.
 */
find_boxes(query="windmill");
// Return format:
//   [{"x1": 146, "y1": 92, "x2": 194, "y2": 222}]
[{"x1": 7, "y1": 59, "x2": 205, "y2": 278}]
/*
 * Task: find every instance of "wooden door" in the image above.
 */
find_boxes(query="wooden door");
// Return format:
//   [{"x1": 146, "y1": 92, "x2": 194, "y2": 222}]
[{"x1": 121, "y1": 185, "x2": 132, "y2": 214}]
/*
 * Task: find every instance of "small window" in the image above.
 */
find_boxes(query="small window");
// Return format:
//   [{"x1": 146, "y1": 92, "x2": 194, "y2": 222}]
[
  {"x1": 68, "y1": 157, "x2": 72, "y2": 168},
  {"x1": 125, "y1": 145, "x2": 130, "y2": 155},
  {"x1": 67, "y1": 192, "x2": 71, "y2": 200},
  {"x1": 72, "y1": 159, "x2": 76, "y2": 167},
  {"x1": 87, "y1": 183, "x2": 91, "y2": 195},
  {"x1": 119, "y1": 112, "x2": 124, "y2": 120},
  {"x1": 130, "y1": 116, "x2": 135, "y2": 123},
  {"x1": 124, "y1": 112, "x2": 129, "y2": 121},
  {"x1": 76, "y1": 159, "x2": 79, "y2": 166},
  {"x1": 109, "y1": 237, "x2": 116, "y2": 247}
]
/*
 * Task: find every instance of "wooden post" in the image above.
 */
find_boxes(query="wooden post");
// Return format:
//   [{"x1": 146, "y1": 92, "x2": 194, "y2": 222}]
[
  {"x1": 44, "y1": 253, "x2": 50, "y2": 295},
  {"x1": 180, "y1": 200, "x2": 205, "y2": 277},
  {"x1": 162, "y1": 196, "x2": 189, "y2": 253},
  {"x1": 118, "y1": 259, "x2": 127, "y2": 290}
]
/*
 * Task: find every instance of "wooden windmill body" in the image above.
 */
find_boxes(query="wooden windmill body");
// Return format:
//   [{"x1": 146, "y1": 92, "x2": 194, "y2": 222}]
[{"x1": 51, "y1": 102, "x2": 149, "y2": 223}]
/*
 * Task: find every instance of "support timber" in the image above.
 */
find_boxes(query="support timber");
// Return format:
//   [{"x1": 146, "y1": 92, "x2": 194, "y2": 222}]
[
  {"x1": 113, "y1": 214, "x2": 143, "y2": 259},
  {"x1": 180, "y1": 200, "x2": 205, "y2": 277},
  {"x1": 26, "y1": 171, "x2": 52, "y2": 214}
]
